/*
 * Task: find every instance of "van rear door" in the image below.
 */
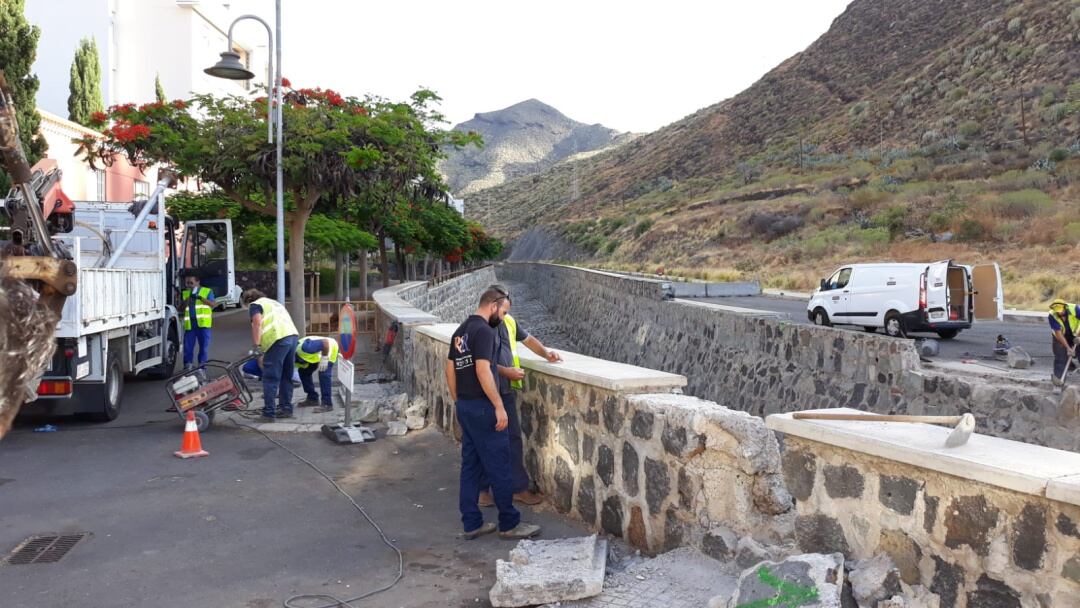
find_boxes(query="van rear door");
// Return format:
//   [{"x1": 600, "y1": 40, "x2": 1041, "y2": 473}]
[
  {"x1": 924, "y1": 260, "x2": 950, "y2": 323},
  {"x1": 972, "y1": 263, "x2": 1003, "y2": 321}
]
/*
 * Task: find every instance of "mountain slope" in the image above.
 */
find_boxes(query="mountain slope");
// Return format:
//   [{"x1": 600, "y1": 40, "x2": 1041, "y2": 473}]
[
  {"x1": 467, "y1": 0, "x2": 1080, "y2": 308},
  {"x1": 440, "y1": 99, "x2": 635, "y2": 196}
]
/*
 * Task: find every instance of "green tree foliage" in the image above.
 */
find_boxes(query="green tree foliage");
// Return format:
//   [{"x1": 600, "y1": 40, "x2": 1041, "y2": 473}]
[
  {"x1": 154, "y1": 73, "x2": 166, "y2": 103},
  {"x1": 304, "y1": 213, "x2": 377, "y2": 257},
  {"x1": 78, "y1": 85, "x2": 492, "y2": 323},
  {"x1": 0, "y1": 0, "x2": 46, "y2": 191},
  {"x1": 67, "y1": 36, "x2": 103, "y2": 126}
]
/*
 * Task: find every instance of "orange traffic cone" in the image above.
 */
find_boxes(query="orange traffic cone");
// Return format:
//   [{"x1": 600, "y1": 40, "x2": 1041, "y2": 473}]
[{"x1": 174, "y1": 411, "x2": 209, "y2": 459}]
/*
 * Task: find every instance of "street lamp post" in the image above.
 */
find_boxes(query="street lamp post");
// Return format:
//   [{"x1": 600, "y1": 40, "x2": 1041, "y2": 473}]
[{"x1": 205, "y1": 2, "x2": 286, "y2": 305}]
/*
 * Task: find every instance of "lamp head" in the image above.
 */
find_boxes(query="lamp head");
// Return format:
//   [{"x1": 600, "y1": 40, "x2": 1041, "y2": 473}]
[{"x1": 204, "y1": 51, "x2": 254, "y2": 80}]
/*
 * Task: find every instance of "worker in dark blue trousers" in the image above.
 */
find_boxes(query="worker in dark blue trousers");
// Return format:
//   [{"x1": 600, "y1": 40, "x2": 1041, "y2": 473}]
[
  {"x1": 180, "y1": 271, "x2": 214, "y2": 370},
  {"x1": 445, "y1": 287, "x2": 541, "y2": 541}
]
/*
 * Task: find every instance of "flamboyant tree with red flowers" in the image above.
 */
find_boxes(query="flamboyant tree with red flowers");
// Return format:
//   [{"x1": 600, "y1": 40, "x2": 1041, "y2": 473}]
[{"x1": 77, "y1": 83, "x2": 480, "y2": 327}]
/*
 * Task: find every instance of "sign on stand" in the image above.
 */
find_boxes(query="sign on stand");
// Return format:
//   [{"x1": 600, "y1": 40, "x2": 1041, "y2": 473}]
[{"x1": 322, "y1": 356, "x2": 373, "y2": 444}]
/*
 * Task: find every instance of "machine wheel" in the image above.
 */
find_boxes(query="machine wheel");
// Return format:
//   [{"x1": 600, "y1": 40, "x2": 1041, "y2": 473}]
[
  {"x1": 812, "y1": 308, "x2": 831, "y2": 327},
  {"x1": 147, "y1": 327, "x2": 179, "y2": 379},
  {"x1": 87, "y1": 352, "x2": 124, "y2": 421},
  {"x1": 936, "y1": 329, "x2": 960, "y2": 340},
  {"x1": 193, "y1": 410, "x2": 212, "y2": 433},
  {"x1": 863, "y1": 326, "x2": 877, "y2": 333},
  {"x1": 884, "y1": 312, "x2": 907, "y2": 339}
]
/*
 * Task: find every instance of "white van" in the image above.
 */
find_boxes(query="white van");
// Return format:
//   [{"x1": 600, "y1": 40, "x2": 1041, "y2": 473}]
[{"x1": 806, "y1": 261, "x2": 1003, "y2": 339}]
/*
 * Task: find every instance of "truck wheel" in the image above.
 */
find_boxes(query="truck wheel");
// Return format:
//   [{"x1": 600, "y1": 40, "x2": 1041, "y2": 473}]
[
  {"x1": 812, "y1": 308, "x2": 831, "y2": 327},
  {"x1": 936, "y1": 329, "x2": 960, "y2": 340},
  {"x1": 147, "y1": 327, "x2": 179, "y2": 379},
  {"x1": 884, "y1": 312, "x2": 907, "y2": 339},
  {"x1": 88, "y1": 352, "x2": 124, "y2": 421}
]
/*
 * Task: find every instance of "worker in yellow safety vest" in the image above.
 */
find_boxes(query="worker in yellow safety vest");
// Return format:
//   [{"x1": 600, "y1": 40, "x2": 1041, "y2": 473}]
[
  {"x1": 242, "y1": 289, "x2": 299, "y2": 421},
  {"x1": 477, "y1": 284, "x2": 563, "y2": 508},
  {"x1": 1050, "y1": 298, "x2": 1080, "y2": 386},
  {"x1": 295, "y1": 336, "x2": 339, "y2": 413},
  {"x1": 179, "y1": 271, "x2": 215, "y2": 370}
]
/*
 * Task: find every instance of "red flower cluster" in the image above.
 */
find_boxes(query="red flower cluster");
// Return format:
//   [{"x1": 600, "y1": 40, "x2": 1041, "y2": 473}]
[
  {"x1": 444, "y1": 248, "x2": 463, "y2": 263},
  {"x1": 351, "y1": 106, "x2": 368, "y2": 116},
  {"x1": 171, "y1": 99, "x2": 187, "y2": 110},
  {"x1": 138, "y1": 101, "x2": 166, "y2": 113},
  {"x1": 90, "y1": 111, "x2": 108, "y2": 124},
  {"x1": 295, "y1": 87, "x2": 345, "y2": 107},
  {"x1": 105, "y1": 120, "x2": 151, "y2": 143},
  {"x1": 110, "y1": 103, "x2": 137, "y2": 117},
  {"x1": 280, "y1": 77, "x2": 291, "y2": 88}
]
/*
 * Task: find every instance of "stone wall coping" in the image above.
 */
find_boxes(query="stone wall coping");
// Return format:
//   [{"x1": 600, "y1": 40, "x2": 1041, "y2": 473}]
[
  {"x1": 415, "y1": 323, "x2": 688, "y2": 392},
  {"x1": 372, "y1": 282, "x2": 440, "y2": 325},
  {"x1": 673, "y1": 297, "x2": 791, "y2": 318},
  {"x1": 767, "y1": 408, "x2": 1080, "y2": 507}
]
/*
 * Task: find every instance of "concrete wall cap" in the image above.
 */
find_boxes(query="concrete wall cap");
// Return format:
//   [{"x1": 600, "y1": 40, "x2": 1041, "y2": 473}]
[
  {"x1": 416, "y1": 323, "x2": 687, "y2": 392},
  {"x1": 767, "y1": 408, "x2": 1080, "y2": 506},
  {"x1": 373, "y1": 282, "x2": 440, "y2": 325}
]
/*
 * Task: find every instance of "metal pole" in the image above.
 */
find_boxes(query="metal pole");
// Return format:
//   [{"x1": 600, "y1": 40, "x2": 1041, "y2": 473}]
[
  {"x1": 344, "y1": 252, "x2": 350, "y2": 303},
  {"x1": 222, "y1": 16, "x2": 274, "y2": 144},
  {"x1": 274, "y1": 0, "x2": 286, "y2": 305}
]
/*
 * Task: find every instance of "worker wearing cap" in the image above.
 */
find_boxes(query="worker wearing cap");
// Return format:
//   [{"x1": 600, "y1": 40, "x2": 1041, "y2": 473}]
[
  {"x1": 242, "y1": 288, "x2": 299, "y2": 421},
  {"x1": 296, "y1": 336, "x2": 339, "y2": 413},
  {"x1": 180, "y1": 271, "x2": 214, "y2": 369},
  {"x1": 1049, "y1": 298, "x2": 1080, "y2": 385}
]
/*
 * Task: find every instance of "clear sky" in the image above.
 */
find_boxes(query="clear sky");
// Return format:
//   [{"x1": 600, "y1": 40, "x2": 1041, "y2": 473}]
[{"x1": 233, "y1": 0, "x2": 851, "y2": 133}]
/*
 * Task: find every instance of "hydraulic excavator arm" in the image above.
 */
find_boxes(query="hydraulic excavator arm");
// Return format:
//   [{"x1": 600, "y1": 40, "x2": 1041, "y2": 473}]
[{"x1": 0, "y1": 71, "x2": 79, "y2": 438}]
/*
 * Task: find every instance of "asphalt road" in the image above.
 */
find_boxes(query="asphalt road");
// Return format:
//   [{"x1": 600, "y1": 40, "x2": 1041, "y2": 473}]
[
  {"x1": 0, "y1": 312, "x2": 584, "y2": 608},
  {"x1": 698, "y1": 295, "x2": 1053, "y2": 364}
]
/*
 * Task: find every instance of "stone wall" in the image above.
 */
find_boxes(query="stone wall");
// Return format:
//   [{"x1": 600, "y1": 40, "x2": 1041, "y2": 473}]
[
  {"x1": 496, "y1": 262, "x2": 1080, "y2": 452},
  {"x1": 397, "y1": 266, "x2": 499, "y2": 324},
  {"x1": 768, "y1": 410, "x2": 1080, "y2": 607},
  {"x1": 410, "y1": 323, "x2": 794, "y2": 555}
]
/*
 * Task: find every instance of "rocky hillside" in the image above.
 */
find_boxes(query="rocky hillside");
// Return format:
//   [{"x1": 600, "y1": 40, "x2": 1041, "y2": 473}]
[
  {"x1": 440, "y1": 99, "x2": 635, "y2": 196},
  {"x1": 468, "y1": 0, "x2": 1080, "y2": 309}
]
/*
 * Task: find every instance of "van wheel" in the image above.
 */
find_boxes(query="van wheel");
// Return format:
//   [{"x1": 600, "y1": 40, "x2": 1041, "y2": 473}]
[
  {"x1": 884, "y1": 312, "x2": 907, "y2": 338},
  {"x1": 812, "y1": 308, "x2": 831, "y2": 327},
  {"x1": 936, "y1": 329, "x2": 960, "y2": 340},
  {"x1": 863, "y1": 326, "x2": 877, "y2": 333}
]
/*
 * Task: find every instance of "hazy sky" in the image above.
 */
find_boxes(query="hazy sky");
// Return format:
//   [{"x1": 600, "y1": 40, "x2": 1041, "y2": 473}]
[{"x1": 232, "y1": 0, "x2": 852, "y2": 133}]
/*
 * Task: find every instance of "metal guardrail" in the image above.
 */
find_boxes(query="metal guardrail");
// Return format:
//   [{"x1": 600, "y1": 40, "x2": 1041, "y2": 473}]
[{"x1": 426, "y1": 264, "x2": 492, "y2": 288}]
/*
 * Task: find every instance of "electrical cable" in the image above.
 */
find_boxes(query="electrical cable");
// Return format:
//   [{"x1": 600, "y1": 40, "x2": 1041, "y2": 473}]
[{"x1": 229, "y1": 419, "x2": 404, "y2": 608}]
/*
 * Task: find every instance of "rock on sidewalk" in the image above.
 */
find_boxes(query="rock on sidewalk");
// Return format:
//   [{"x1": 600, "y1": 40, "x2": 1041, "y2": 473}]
[
  {"x1": 489, "y1": 535, "x2": 607, "y2": 607},
  {"x1": 848, "y1": 554, "x2": 901, "y2": 608},
  {"x1": 1006, "y1": 346, "x2": 1032, "y2": 369},
  {"x1": 385, "y1": 421, "x2": 408, "y2": 436},
  {"x1": 728, "y1": 552, "x2": 845, "y2": 608}
]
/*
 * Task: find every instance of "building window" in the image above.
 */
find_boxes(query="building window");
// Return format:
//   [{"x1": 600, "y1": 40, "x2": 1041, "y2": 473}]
[
  {"x1": 93, "y1": 170, "x2": 106, "y2": 201},
  {"x1": 134, "y1": 180, "x2": 149, "y2": 200}
]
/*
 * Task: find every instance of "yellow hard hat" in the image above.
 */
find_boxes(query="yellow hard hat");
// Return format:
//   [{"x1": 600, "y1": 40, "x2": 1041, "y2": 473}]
[{"x1": 1051, "y1": 298, "x2": 1067, "y2": 311}]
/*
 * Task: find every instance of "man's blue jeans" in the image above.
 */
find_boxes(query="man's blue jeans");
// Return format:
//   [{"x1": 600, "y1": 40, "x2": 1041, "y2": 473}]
[
  {"x1": 261, "y1": 335, "x2": 298, "y2": 417},
  {"x1": 456, "y1": 397, "x2": 520, "y2": 533},
  {"x1": 298, "y1": 363, "x2": 333, "y2": 406},
  {"x1": 183, "y1": 327, "x2": 211, "y2": 367}
]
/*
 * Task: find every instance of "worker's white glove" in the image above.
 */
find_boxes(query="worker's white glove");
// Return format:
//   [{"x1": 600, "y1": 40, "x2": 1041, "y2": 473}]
[{"x1": 317, "y1": 356, "x2": 329, "y2": 372}]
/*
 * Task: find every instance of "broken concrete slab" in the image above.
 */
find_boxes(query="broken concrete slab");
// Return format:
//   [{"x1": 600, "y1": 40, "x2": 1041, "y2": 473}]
[
  {"x1": 355, "y1": 399, "x2": 381, "y2": 423},
  {"x1": 543, "y1": 546, "x2": 738, "y2": 608},
  {"x1": 490, "y1": 535, "x2": 607, "y2": 607},
  {"x1": 406, "y1": 396, "x2": 428, "y2": 418},
  {"x1": 405, "y1": 415, "x2": 426, "y2": 430},
  {"x1": 728, "y1": 552, "x2": 845, "y2": 608},
  {"x1": 385, "y1": 421, "x2": 408, "y2": 436},
  {"x1": 1007, "y1": 346, "x2": 1033, "y2": 370},
  {"x1": 849, "y1": 554, "x2": 902, "y2": 608}
]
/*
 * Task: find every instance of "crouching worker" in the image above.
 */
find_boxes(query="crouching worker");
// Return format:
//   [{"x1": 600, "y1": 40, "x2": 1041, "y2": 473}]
[
  {"x1": 445, "y1": 287, "x2": 541, "y2": 541},
  {"x1": 296, "y1": 336, "x2": 339, "y2": 413}
]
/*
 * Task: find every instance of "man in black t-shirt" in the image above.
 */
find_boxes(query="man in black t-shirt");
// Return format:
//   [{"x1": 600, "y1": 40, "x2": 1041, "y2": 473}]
[{"x1": 445, "y1": 287, "x2": 541, "y2": 541}]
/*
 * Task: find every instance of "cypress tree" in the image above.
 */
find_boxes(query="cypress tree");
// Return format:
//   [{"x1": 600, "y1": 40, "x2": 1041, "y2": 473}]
[
  {"x1": 67, "y1": 36, "x2": 103, "y2": 127},
  {"x1": 0, "y1": 0, "x2": 46, "y2": 191},
  {"x1": 154, "y1": 73, "x2": 166, "y2": 103}
]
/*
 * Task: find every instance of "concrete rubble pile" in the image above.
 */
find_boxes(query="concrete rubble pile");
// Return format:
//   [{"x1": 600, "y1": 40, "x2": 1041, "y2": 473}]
[{"x1": 489, "y1": 535, "x2": 607, "y2": 607}]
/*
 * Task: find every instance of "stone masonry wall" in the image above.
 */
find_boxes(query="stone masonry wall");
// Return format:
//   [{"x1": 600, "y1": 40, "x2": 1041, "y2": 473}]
[
  {"x1": 398, "y1": 266, "x2": 498, "y2": 324},
  {"x1": 409, "y1": 327, "x2": 794, "y2": 555},
  {"x1": 781, "y1": 436, "x2": 1080, "y2": 607},
  {"x1": 497, "y1": 262, "x2": 1080, "y2": 452}
]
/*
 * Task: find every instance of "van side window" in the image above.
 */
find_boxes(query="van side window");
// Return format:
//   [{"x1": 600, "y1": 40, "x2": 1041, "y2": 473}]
[{"x1": 834, "y1": 268, "x2": 852, "y2": 289}]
